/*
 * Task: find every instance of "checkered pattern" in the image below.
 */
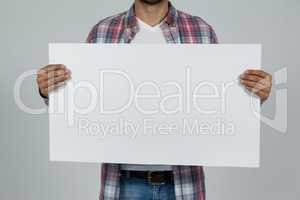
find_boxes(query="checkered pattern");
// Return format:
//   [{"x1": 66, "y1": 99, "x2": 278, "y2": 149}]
[{"x1": 86, "y1": 3, "x2": 218, "y2": 200}]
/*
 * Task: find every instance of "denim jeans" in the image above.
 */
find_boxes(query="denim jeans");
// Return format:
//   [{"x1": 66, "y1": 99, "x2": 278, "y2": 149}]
[{"x1": 120, "y1": 176, "x2": 176, "y2": 200}]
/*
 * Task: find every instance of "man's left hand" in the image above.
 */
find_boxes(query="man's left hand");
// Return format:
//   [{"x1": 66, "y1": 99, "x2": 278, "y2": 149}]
[{"x1": 240, "y1": 69, "x2": 272, "y2": 102}]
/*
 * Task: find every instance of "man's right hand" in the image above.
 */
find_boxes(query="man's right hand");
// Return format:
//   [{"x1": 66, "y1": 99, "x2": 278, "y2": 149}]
[{"x1": 37, "y1": 64, "x2": 71, "y2": 98}]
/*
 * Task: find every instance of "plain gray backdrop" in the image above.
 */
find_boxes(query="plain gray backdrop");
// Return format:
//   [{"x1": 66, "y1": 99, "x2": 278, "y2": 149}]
[{"x1": 0, "y1": 0, "x2": 299, "y2": 199}]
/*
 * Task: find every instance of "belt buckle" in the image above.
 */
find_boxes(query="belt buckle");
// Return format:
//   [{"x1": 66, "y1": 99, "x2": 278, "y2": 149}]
[{"x1": 147, "y1": 171, "x2": 165, "y2": 185}]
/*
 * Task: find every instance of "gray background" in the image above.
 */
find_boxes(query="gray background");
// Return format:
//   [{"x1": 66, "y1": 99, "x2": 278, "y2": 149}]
[{"x1": 0, "y1": 0, "x2": 299, "y2": 199}]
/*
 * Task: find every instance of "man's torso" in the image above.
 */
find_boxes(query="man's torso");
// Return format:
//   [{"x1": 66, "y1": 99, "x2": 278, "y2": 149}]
[{"x1": 86, "y1": 3, "x2": 218, "y2": 200}]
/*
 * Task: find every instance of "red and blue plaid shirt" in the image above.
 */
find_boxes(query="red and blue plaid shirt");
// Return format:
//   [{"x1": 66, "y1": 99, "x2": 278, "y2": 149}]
[{"x1": 86, "y1": 3, "x2": 218, "y2": 200}]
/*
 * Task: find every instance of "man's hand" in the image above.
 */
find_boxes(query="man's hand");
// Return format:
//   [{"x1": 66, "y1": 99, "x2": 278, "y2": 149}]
[
  {"x1": 37, "y1": 64, "x2": 71, "y2": 98},
  {"x1": 240, "y1": 69, "x2": 272, "y2": 102}
]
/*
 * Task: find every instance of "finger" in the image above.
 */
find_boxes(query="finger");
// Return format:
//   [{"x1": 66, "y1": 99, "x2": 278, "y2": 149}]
[
  {"x1": 240, "y1": 74, "x2": 261, "y2": 82},
  {"x1": 38, "y1": 69, "x2": 70, "y2": 81},
  {"x1": 43, "y1": 64, "x2": 66, "y2": 72},
  {"x1": 240, "y1": 79, "x2": 269, "y2": 92},
  {"x1": 240, "y1": 74, "x2": 270, "y2": 86},
  {"x1": 241, "y1": 82, "x2": 270, "y2": 95},
  {"x1": 48, "y1": 69, "x2": 70, "y2": 77},
  {"x1": 37, "y1": 72, "x2": 69, "y2": 86},
  {"x1": 245, "y1": 86, "x2": 269, "y2": 100},
  {"x1": 244, "y1": 69, "x2": 269, "y2": 78},
  {"x1": 243, "y1": 83, "x2": 271, "y2": 99},
  {"x1": 38, "y1": 64, "x2": 66, "y2": 75},
  {"x1": 37, "y1": 69, "x2": 67, "y2": 81},
  {"x1": 44, "y1": 81, "x2": 65, "y2": 94},
  {"x1": 39, "y1": 74, "x2": 70, "y2": 89}
]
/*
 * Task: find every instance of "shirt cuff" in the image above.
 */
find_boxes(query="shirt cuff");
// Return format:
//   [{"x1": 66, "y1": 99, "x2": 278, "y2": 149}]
[{"x1": 39, "y1": 89, "x2": 49, "y2": 105}]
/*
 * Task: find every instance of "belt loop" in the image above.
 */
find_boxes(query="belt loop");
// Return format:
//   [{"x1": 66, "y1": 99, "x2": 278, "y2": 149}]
[{"x1": 147, "y1": 171, "x2": 153, "y2": 183}]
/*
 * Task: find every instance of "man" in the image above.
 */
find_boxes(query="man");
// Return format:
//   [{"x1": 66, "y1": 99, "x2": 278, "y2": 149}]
[{"x1": 36, "y1": 0, "x2": 272, "y2": 199}]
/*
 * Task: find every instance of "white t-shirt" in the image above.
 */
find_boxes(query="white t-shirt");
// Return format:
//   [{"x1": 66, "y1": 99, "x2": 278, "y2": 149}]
[
  {"x1": 121, "y1": 17, "x2": 172, "y2": 171},
  {"x1": 131, "y1": 18, "x2": 166, "y2": 44}
]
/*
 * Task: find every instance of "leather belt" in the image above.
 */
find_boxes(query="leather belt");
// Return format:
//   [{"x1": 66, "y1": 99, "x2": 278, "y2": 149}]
[{"x1": 120, "y1": 170, "x2": 174, "y2": 185}]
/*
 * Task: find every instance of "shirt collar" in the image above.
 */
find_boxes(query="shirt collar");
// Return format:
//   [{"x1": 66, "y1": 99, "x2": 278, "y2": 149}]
[{"x1": 124, "y1": 2, "x2": 178, "y2": 30}]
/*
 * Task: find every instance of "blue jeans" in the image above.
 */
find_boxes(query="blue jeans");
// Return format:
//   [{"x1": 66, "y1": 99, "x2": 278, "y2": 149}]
[{"x1": 120, "y1": 176, "x2": 176, "y2": 200}]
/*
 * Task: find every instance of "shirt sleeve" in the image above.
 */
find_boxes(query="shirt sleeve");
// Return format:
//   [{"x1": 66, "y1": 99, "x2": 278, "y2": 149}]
[
  {"x1": 39, "y1": 88, "x2": 49, "y2": 106},
  {"x1": 86, "y1": 23, "x2": 99, "y2": 43},
  {"x1": 209, "y1": 25, "x2": 219, "y2": 44}
]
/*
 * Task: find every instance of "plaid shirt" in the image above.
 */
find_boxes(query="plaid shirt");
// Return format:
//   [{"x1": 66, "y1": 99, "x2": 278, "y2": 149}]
[{"x1": 86, "y1": 3, "x2": 218, "y2": 200}]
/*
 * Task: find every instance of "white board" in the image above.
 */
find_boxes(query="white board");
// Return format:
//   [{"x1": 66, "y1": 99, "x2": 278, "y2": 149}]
[{"x1": 49, "y1": 44, "x2": 261, "y2": 167}]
